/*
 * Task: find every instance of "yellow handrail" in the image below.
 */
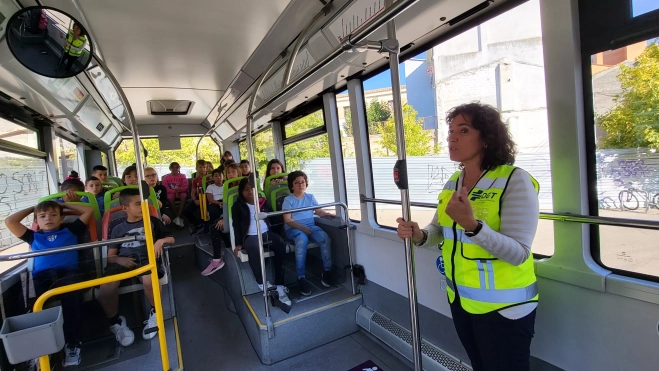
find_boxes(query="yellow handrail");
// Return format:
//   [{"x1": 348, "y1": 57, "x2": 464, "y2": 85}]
[{"x1": 34, "y1": 203, "x2": 170, "y2": 370}]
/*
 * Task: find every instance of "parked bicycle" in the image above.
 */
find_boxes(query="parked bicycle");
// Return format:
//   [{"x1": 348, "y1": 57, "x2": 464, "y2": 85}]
[{"x1": 617, "y1": 188, "x2": 659, "y2": 212}]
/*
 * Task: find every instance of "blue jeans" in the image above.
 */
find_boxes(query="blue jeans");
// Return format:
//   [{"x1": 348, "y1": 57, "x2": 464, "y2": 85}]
[{"x1": 286, "y1": 225, "x2": 332, "y2": 278}]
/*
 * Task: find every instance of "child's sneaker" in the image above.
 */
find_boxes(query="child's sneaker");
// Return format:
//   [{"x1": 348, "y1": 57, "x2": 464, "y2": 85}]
[
  {"x1": 62, "y1": 342, "x2": 81, "y2": 367},
  {"x1": 173, "y1": 217, "x2": 184, "y2": 228},
  {"x1": 109, "y1": 316, "x2": 135, "y2": 346},
  {"x1": 257, "y1": 282, "x2": 275, "y2": 291},
  {"x1": 277, "y1": 286, "x2": 291, "y2": 306},
  {"x1": 201, "y1": 258, "x2": 225, "y2": 276},
  {"x1": 143, "y1": 308, "x2": 158, "y2": 340}
]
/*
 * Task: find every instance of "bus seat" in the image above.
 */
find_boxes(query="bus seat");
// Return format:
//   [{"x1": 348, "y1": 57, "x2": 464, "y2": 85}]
[
  {"x1": 263, "y1": 173, "x2": 289, "y2": 197},
  {"x1": 107, "y1": 176, "x2": 123, "y2": 186},
  {"x1": 103, "y1": 185, "x2": 160, "y2": 216},
  {"x1": 222, "y1": 176, "x2": 247, "y2": 233},
  {"x1": 101, "y1": 205, "x2": 167, "y2": 294},
  {"x1": 202, "y1": 174, "x2": 212, "y2": 192}
]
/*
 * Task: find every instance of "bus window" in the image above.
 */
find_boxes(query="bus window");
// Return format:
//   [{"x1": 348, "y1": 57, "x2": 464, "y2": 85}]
[
  {"x1": 253, "y1": 128, "x2": 275, "y2": 177},
  {"x1": 0, "y1": 150, "x2": 50, "y2": 257},
  {"x1": 364, "y1": 0, "x2": 554, "y2": 256},
  {"x1": 336, "y1": 88, "x2": 361, "y2": 221},
  {"x1": 591, "y1": 39, "x2": 659, "y2": 277},
  {"x1": 55, "y1": 136, "x2": 80, "y2": 184},
  {"x1": 0, "y1": 117, "x2": 39, "y2": 149},
  {"x1": 283, "y1": 110, "x2": 335, "y2": 208}
]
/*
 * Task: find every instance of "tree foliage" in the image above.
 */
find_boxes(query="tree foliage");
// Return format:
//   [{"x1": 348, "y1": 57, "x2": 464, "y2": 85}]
[
  {"x1": 115, "y1": 137, "x2": 221, "y2": 171},
  {"x1": 597, "y1": 43, "x2": 659, "y2": 149},
  {"x1": 284, "y1": 110, "x2": 330, "y2": 171},
  {"x1": 379, "y1": 105, "x2": 434, "y2": 156},
  {"x1": 343, "y1": 99, "x2": 392, "y2": 136}
]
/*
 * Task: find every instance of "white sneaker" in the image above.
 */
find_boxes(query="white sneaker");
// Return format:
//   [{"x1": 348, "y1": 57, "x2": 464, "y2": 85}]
[
  {"x1": 62, "y1": 343, "x2": 81, "y2": 367},
  {"x1": 173, "y1": 217, "x2": 184, "y2": 228},
  {"x1": 143, "y1": 308, "x2": 158, "y2": 340},
  {"x1": 109, "y1": 316, "x2": 135, "y2": 346},
  {"x1": 257, "y1": 282, "x2": 274, "y2": 291},
  {"x1": 277, "y1": 286, "x2": 291, "y2": 307}
]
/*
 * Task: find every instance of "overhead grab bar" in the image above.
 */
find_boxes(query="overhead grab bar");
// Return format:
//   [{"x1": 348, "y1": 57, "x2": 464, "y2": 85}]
[
  {"x1": 250, "y1": 0, "x2": 418, "y2": 116},
  {"x1": 282, "y1": 1, "x2": 334, "y2": 86}
]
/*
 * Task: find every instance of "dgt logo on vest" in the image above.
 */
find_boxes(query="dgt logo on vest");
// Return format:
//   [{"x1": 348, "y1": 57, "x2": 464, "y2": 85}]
[{"x1": 469, "y1": 189, "x2": 498, "y2": 201}]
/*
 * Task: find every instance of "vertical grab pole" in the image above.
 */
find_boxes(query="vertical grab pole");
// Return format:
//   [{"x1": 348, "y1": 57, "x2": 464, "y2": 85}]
[
  {"x1": 386, "y1": 2, "x2": 423, "y2": 370},
  {"x1": 246, "y1": 56, "x2": 283, "y2": 338}
]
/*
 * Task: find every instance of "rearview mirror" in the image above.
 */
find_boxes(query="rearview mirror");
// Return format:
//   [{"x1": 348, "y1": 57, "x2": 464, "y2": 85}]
[{"x1": 6, "y1": 6, "x2": 94, "y2": 78}]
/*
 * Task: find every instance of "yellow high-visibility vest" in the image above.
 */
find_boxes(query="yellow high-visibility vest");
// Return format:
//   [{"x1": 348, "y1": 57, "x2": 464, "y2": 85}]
[
  {"x1": 437, "y1": 165, "x2": 539, "y2": 314},
  {"x1": 66, "y1": 30, "x2": 87, "y2": 57}
]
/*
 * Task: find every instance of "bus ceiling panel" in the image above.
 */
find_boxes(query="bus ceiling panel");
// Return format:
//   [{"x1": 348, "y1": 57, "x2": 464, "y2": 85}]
[
  {"x1": 207, "y1": 71, "x2": 255, "y2": 125},
  {"x1": 214, "y1": 121, "x2": 235, "y2": 140},
  {"x1": 74, "y1": 97, "x2": 112, "y2": 137},
  {"x1": 122, "y1": 87, "x2": 223, "y2": 126},
  {"x1": 74, "y1": 0, "x2": 293, "y2": 91}
]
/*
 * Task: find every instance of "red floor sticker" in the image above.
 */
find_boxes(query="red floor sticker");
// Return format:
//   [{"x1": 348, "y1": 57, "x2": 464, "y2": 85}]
[{"x1": 348, "y1": 360, "x2": 384, "y2": 371}]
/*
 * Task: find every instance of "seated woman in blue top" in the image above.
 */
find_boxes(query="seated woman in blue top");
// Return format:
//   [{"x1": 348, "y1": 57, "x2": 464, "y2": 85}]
[
  {"x1": 4, "y1": 201, "x2": 94, "y2": 367},
  {"x1": 282, "y1": 170, "x2": 335, "y2": 296}
]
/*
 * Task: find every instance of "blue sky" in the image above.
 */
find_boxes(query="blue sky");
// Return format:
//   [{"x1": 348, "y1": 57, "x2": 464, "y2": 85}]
[
  {"x1": 632, "y1": 0, "x2": 659, "y2": 17},
  {"x1": 361, "y1": 51, "x2": 427, "y2": 90}
]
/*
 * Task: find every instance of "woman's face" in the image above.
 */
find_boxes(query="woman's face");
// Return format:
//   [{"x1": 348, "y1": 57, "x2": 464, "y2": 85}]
[
  {"x1": 242, "y1": 184, "x2": 254, "y2": 204},
  {"x1": 269, "y1": 163, "x2": 283, "y2": 175},
  {"x1": 73, "y1": 24, "x2": 81, "y2": 37},
  {"x1": 447, "y1": 114, "x2": 484, "y2": 165}
]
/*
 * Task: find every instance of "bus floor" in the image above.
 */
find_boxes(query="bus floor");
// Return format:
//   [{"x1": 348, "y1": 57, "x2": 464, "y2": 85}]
[{"x1": 169, "y1": 245, "x2": 415, "y2": 371}]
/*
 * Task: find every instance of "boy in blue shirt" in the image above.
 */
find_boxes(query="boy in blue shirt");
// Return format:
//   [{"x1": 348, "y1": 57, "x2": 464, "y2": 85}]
[
  {"x1": 5, "y1": 201, "x2": 95, "y2": 367},
  {"x1": 282, "y1": 171, "x2": 335, "y2": 296},
  {"x1": 81, "y1": 176, "x2": 105, "y2": 216}
]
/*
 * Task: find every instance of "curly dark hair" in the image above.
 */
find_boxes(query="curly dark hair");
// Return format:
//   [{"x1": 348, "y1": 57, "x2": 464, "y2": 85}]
[{"x1": 446, "y1": 102, "x2": 517, "y2": 171}]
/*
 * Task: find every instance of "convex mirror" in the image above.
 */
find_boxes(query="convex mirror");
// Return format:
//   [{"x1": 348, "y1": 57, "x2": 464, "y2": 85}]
[{"x1": 6, "y1": 6, "x2": 93, "y2": 78}]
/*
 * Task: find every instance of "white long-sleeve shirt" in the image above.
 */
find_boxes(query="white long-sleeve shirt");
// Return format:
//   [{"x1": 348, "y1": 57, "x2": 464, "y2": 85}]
[{"x1": 418, "y1": 168, "x2": 539, "y2": 319}]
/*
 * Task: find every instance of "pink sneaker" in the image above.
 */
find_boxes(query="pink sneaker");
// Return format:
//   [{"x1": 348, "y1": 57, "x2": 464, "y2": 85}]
[{"x1": 201, "y1": 258, "x2": 225, "y2": 276}]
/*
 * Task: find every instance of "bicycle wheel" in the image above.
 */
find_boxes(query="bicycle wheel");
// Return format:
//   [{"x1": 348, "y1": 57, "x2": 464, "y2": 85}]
[{"x1": 619, "y1": 191, "x2": 639, "y2": 211}]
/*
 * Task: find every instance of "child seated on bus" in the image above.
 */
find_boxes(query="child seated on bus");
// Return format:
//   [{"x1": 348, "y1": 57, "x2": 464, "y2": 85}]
[
  {"x1": 162, "y1": 162, "x2": 187, "y2": 228},
  {"x1": 205, "y1": 161, "x2": 214, "y2": 177},
  {"x1": 81, "y1": 176, "x2": 105, "y2": 215},
  {"x1": 282, "y1": 171, "x2": 335, "y2": 296},
  {"x1": 59, "y1": 178, "x2": 85, "y2": 202},
  {"x1": 232, "y1": 178, "x2": 291, "y2": 306},
  {"x1": 183, "y1": 160, "x2": 207, "y2": 234},
  {"x1": 240, "y1": 160, "x2": 252, "y2": 177},
  {"x1": 98, "y1": 188, "x2": 175, "y2": 346},
  {"x1": 65, "y1": 170, "x2": 80, "y2": 181},
  {"x1": 122, "y1": 164, "x2": 139, "y2": 186},
  {"x1": 263, "y1": 159, "x2": 287, "y2": 190},
  {"x1": 225, "y1": 163, "x2": 242, "y2": 188},
  {"x1": 202, "y1": 169, "x2": 229, "y2": 276},
  {"x1": 4, "y1": 201, "x2": 95, "y2": 367},
  {"x1": 144, "y1": 167, "x2": 172, "y2": 225},
  {"x1": 92, "y1": 165, "x2": 109, "y2": 183}
]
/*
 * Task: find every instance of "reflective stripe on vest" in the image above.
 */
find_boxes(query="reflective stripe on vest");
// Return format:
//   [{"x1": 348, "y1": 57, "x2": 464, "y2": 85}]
[
  {"x1": 446, "y1": 278, "x2": 538, "y2": 304},
  {"x1": 67, "y1": 31, "x2": 86, "y2": 56},
  {"x1": 438, "y1": 165, "x2": 539, "y2": 314}
]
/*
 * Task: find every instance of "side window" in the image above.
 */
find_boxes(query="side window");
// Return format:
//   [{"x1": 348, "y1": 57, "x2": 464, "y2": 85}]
[
  {"x1": 283, "y1": 110, "x2": 336, "y2": 206},
  {"x1": 591, "y1": 40, "x2": 659, "y2": 277},
  {"x1": 336, "y1": 88, "x2": 360, "y2": 221},
  {"x1": 363, "y1": 0, "x2": 554, "y2": 256},
  {"x1": 55, "y1": 137, "x2": 80, "y2": 184},
  {"x1": 0, "y1": 150, "x2": 50, "y2": 252}
]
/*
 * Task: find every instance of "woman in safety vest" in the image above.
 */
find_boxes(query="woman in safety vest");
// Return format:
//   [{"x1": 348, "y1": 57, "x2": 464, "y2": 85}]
[
  {"x1": 396, "y1": 102, "x2": 539, "y2": 371},
  {"x1": 63, "y1": 22, "x2": 87, "y2": 73}
]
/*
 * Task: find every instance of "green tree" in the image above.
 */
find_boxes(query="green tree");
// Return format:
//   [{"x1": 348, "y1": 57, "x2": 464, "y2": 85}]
[
  {"x1": 597, "y1": 43, "x2": 659, "y2": 149},
  {"x1": 343, "y1": 99, "x2": 392, "y2": 137},
  {"x1": 284, "y1": 110, "x2": 330, "y2": 170},
  {"x1": 379, "y1": 105, "x2": 435, "y2": 156},
  {"x1": 115, "y1": 137, "x2": 221, "y2": 171}
]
